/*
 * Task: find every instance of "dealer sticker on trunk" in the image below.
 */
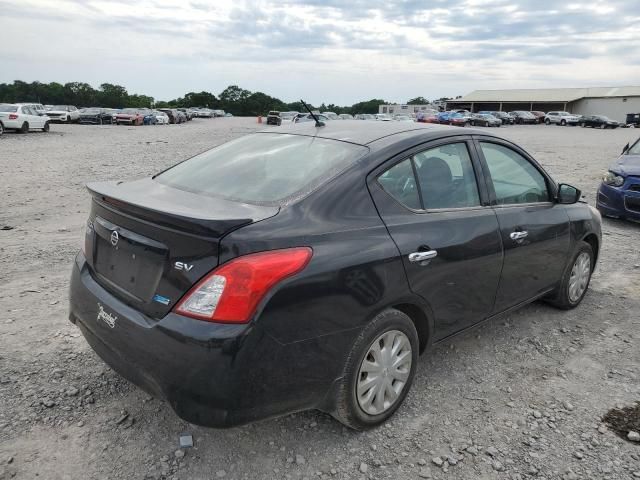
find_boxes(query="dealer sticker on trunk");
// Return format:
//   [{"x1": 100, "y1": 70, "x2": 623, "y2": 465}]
[{"x1": 97, "y1": 303, "x2": 117, "y2": 328}]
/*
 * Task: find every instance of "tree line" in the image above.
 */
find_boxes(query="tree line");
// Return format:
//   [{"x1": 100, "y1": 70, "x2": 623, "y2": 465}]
[{"x1": 0, "y1": 80, "x2": 448, "y2": 116}]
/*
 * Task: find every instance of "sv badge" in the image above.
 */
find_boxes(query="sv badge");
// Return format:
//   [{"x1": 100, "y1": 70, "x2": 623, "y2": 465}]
[{"x1": 174, "y1": 262, "x2": 194, "y2": 272}]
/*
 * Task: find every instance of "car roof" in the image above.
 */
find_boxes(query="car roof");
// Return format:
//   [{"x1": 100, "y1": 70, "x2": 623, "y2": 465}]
[{"x1": 261, "y1": 120, "x2": 496, "y2": 146}]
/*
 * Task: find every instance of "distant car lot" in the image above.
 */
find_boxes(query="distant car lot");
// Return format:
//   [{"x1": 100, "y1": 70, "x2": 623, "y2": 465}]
[{"x1": 1, "y1": 119, "x2": 638, "y2": 479}]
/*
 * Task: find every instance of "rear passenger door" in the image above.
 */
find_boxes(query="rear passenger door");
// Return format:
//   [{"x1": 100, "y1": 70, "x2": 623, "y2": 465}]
[
  {"x1": 369, "y1": 137, "x2": 503, "y2": 340},
  {"x1": 474, "y1": 138, "x2": 570, "y2": 313}
]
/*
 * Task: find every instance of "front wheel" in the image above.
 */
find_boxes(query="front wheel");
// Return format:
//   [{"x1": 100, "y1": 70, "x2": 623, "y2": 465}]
[
  {"x1": 546, "y1": 241, "x2": 593, "y2": 309},
  {"x1": 560, "y1": 119, "x2": 567, "y2": 126},
  {"x1": 545, "y1": 119, "x2": 551, "y2": 125},
  {"x1": 0, "y1": 122, "x2": 3, "y2": 136},
  {"x1": 600, "y1": 123, "x2": 606, "y2": 129},
  {"x1": 331, "y1": 309, "x2": 419, "y2": 430}
]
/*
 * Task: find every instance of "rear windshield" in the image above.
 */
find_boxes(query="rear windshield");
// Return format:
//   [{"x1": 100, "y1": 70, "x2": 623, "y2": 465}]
[
  {"x1": 0, "y1": 104, "x2": 18, "y2": 112},
  {"x1": 155, "y1": 133, "x2": 369, "y2": 205}
]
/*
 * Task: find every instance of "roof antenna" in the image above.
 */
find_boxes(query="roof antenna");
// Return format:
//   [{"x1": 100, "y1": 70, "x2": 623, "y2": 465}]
[{"x1": 300, "y1": 99, "x2": 325, "y2": 127}]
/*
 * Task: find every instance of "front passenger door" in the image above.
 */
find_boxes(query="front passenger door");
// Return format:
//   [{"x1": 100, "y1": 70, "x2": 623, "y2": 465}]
[{"x1": 475, "y1": 139, "x2": 570, "y2": 313}]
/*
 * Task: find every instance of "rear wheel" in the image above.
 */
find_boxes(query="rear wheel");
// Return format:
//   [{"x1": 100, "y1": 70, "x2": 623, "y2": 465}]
[
  {"x1": 600, "y1": 123, "x2": 606, "y2": 129},
  {"x1": 42, "y1": 121, "x2": 50, "y2": 132},
  {"x1": 580, "y1": 122, "x2": 586, "y2": 127},
  {"x1": 0, "y1": 122, "x2": 3, "y2": 136},
  {"x1": 560, "y1": 119, "x2": 567, "y2": 126},
  {"x1": 19, "y1": 122, "x2": 29, "y2": 133},
  {"x1": 546, "y1": 241, "x2": 593, "y2": 309},
  {"x1": 332, "y1": 309, "x2": 419, "y2": 430},
  {"x1": 545, "y1": 119, "x2": 551, "y2": 125}
]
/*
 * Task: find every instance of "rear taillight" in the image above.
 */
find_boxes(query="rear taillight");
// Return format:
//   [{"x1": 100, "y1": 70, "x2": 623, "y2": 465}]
[
  {"x1": 8, "y1": 114, "x2": 18, "y2": 120},
  {"x1": 174, "y1": 247, "x2": 312, "y2": 323}
]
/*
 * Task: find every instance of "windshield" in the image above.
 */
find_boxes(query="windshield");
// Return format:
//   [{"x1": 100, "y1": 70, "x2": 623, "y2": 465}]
[
  {"x1": 628, "y1": 138, "x2": 640, "y2": 155},
  {"x1": 156, "y1": 133, "x2": 369, "y2": 205},
  {"x1": 0, "y1": 104, "x2": 18, "y2": 112}
]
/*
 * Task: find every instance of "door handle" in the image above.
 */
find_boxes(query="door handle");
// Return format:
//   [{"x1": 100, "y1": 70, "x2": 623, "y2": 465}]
[
  {"x1": 408, "y1": 250, "x2": 438, "y2": 263},
  {"x1": 510, "y1": 231, "x2": 528, "y2": 241}
]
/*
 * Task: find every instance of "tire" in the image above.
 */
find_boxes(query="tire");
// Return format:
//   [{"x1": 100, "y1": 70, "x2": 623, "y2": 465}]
[
  {"x1": 42, "y1": 122, "x2": 50, "y2": 132},
  {"x1": 580, "y1": 122, "x2": 585, "y2": 127},
  {"x1": 600, "y1": 124, "x2": 606, "y2": 129},
  {"x1": 546, "y1": 241, "x2": 594, "y2": 310},
  {"x1": 484, "y1": 121, "x2": 489, "y2": 127},
  {"x1": 19, "y1": 122, "x2": 29, "y2": 134},
  {"x1": 331, "y1": 308, "x2": 419, "y2": 430},
  {"x1": 545, "y1": 119, "x2": 551, "y2": 125},
  {"x1": 0, "y1": 122, "x2": 3, "y2": 136},
  {"x1": 560, "y1": 119, "x2": 566, "y2": 126}
]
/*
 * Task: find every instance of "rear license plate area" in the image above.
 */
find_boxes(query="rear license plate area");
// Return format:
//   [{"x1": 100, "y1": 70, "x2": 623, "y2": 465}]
[{"x1": 93, "y1": 217, "x2": 167, "y2": 301}]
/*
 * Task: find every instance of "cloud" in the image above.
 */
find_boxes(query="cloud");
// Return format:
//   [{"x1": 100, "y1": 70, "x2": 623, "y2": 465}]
[{"x1": 0, "y1": 0, "x2": 639, "y2": 104}]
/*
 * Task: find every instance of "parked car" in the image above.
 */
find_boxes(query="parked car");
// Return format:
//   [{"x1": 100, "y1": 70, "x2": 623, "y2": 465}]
[
  {"x1": 530, "y1": 111, "x2": 546, "y2": 124},
  {"x1": 293, "y1": 113, "x2": 330, "y2": 123},
  {"x1": 196, "y1": 109, "x2": 214, "y2": 118},
  {"x1": 0, "y1": 103, "x2": 50, "y2": 133},
  {"x1": 158, "y1": 109, "x2": 180, "y2": 124},
  {"x1": 508, "y1": 111, "x2": 537, "y2": 125},
  {"x1": 625, "y1": 113, "x2": 640, "y2": 127},
  {"x1": 17, "y1": 103, "x2": 47, "y2": 117},
  {"x1": 470, "y1": 113, "x2": 501, "y2": 127},
  {"x1": 115, "y1": 108, "x2": 145, "y2": 126},
  {"x1": 178, "y1": 108, "x2": 194, "y2": 121},
  {"x1": 449, "y1": 112, "x2": 471, "y2": 127},
  {"x1": 375, "y1": 114, "x2": 393, "y2": 121},
  {"x1": 45, "y1": 105, "x2": 80, "y2": 123},
  {"x1": 436, "y1": 111, "x2": 453, "y2": 124},
  {"x1": 70, "y1": 122, "x2": 601, "y2": 430},
  {"x1": 213, "y1": 110, "x2": 226, "y2": 117},
  {"x1": 266, "y1": 111, "x2": 282, "y2": 126},
  {"x1": 153, "y1": 110, "x2": 170, "y2": 125},
  {"x1": 483, "y1": 111, "x2": 514, "y2": 125},
  {"x1": 597, "y1": 137, "x2": 640, "y2": 221},
  {"x1": 545, "y1": 111, "x2": 581, "y2": 126},
  {"x1": 142, "y1": 110, "x2": 158, "y2": 125},
  {"x1": 579, "y1": 115, "x2": 621, "y2": 129},
  {"x1": 424, "y1": 112, "x2": 439, "y2": 123},
  {"x1": 175, "y1": 109, "x2": 187, "y2": 123},
  {"x1": 322, "y1": 112, "x2": 339, "y2": 120},
  {"x1": 339, "y1": 114, "x2": 354, "y2": 120},
  {"x1": 393, "y1": 115, "x2": 414, "y2": 122},
  {"x1": 279, "y1": 111, "x2": 299, "y2": 123},
  {"x1": 78, "y1": 108, "x2": 115, "y2": 125},
  {"x1": 355, "y1": 114, "x2": 375, "y2": 120}
]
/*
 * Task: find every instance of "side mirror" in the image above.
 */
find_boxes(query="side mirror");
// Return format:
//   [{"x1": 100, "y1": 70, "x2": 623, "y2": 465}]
[
  {"x1": 622, "y1": 142, "x2": 630, "y2": 155},
  {"x1": 557, "y1": 183, "x2": 581, "y2": 204}
]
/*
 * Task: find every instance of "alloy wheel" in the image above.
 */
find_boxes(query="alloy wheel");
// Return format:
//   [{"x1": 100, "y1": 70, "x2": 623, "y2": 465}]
[
  {"x1": 356, "y1": 330, "x2": 412, "y2": 416},
  {"x1": 568, "y1": 252, "x2": 591, "y2": 303}
]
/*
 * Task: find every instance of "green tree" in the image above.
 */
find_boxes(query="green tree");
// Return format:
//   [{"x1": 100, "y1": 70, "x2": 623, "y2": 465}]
[
  {"x1": 349, "y1": 99, "x2": 387, "y2": 115},
  {"x1": 407, "y1": 96, "x2": 429, "y2": 105}
]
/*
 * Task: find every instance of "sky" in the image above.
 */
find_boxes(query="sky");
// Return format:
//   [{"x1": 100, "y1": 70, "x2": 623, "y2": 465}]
[{"x1": 1, "y1": 0, "x2": 639, "y2": 105}]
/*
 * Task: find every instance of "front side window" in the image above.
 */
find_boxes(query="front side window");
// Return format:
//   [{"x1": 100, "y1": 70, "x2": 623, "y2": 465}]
[
  {"x1": 156, "y1": 133, "x2": 369, "y2": 205},
  {"x1": 413, "y1": 143, "x2": 480, "y2": 209},
  {"x1": 480, "y1": 143, "x2": 549, "y2": 205}
]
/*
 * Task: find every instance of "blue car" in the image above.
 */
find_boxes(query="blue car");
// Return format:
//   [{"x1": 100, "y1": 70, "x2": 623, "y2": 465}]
[{"x1": 597, "y1": 137, "x2": 640, "y2": 221}]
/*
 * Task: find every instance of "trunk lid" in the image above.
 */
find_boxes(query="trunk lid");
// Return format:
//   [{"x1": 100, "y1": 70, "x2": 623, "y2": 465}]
[{"x1": 84, "y1": 178, "x2": 279, "y2": 318}]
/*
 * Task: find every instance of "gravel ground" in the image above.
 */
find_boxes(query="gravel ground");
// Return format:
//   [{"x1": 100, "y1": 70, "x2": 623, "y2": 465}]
[{"x1": 0, "y1": 119, "x2": 639, "y2": 480}]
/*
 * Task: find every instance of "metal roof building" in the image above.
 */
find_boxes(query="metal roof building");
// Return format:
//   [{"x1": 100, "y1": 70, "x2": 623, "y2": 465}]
[{"x1": 446, "y1": 86, "x2": 640, "y2": 122}]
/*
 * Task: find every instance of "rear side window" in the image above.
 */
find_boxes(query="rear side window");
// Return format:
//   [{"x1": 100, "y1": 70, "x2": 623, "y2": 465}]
[
  {"x1": 156, "y1": 133, "x2": 369, "y2": 205},
  {"x1": 479, "y1": 143, "x2": 549, "y2": 204},
  {"x1": 378, "y1": 159, "x2": 421, "y2": 209}
]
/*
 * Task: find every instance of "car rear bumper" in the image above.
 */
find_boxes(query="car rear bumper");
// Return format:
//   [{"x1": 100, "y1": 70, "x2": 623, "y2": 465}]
[
  {"x1": 69, "y1": 253, "x2": 344, "y2": 427},
  {"x1": 596, "y1": 182, "x2": 640, "y2": 221}
]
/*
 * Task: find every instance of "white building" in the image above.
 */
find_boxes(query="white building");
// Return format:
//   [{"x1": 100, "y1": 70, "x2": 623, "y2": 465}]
[
  {"x1": 445, "y1": 86, "x2": 640, "y2": 123},
  {"x1": 378, "y1": 104, "x2": 438, "y2": 115}
]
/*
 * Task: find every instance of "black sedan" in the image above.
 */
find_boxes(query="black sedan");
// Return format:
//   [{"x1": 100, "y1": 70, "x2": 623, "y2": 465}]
[
  {"x1": 79, "y1": 108, "x2": 116, "y2": 125},
  {"x1": 580, "y1": 115, "x2": 621, "y2": 129},
  {"x1": 69, "y1": 122, "x2": 601, "y2": 430}
]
